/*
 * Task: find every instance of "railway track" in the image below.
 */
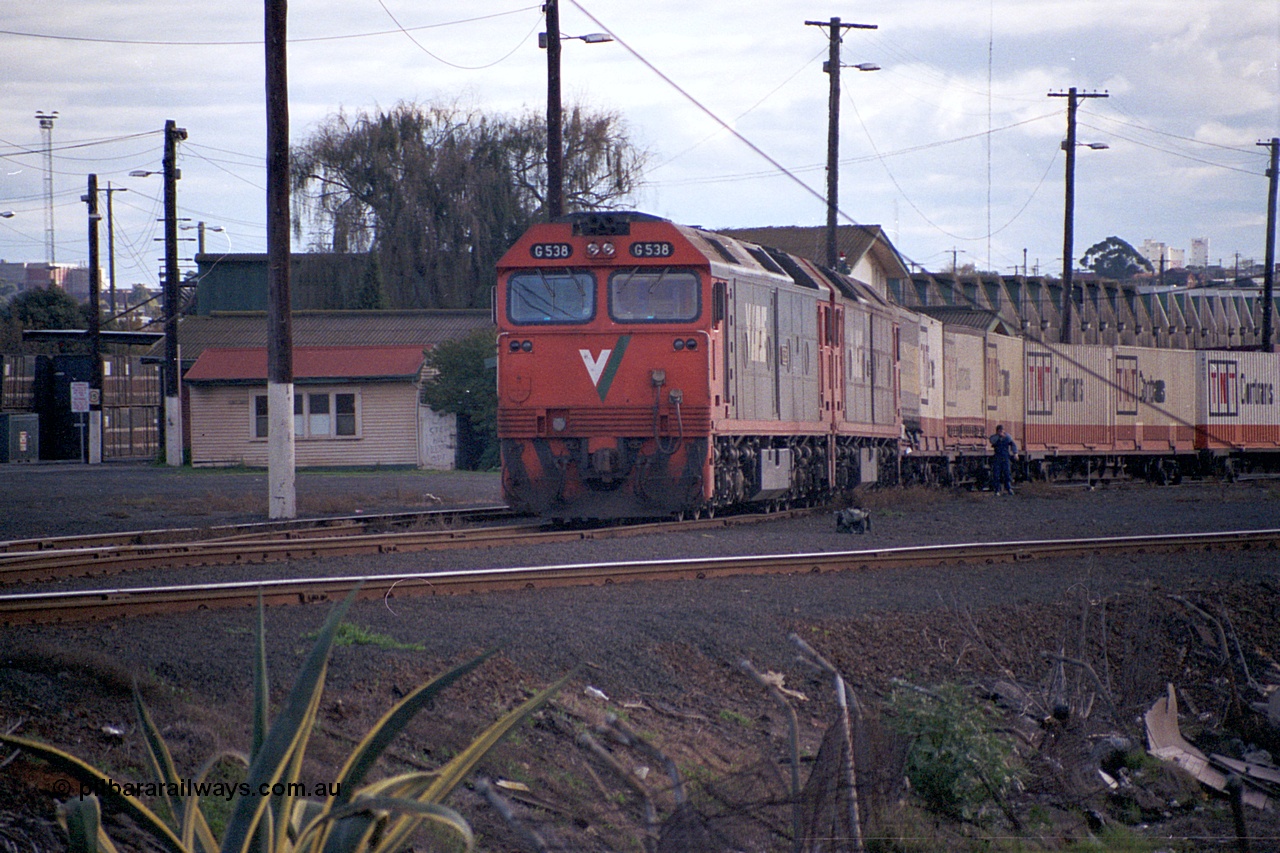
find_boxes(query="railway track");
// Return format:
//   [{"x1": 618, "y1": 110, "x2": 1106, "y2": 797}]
[
  {"x1": 0, "y1": 506, "x2": 815, "y2": 585},
  {"x1": 3, "y1": 528, "x2": 1276, "y2": 626},
  {"x1": 0, "y1": 505, "x2": 517, "y2": 555}
]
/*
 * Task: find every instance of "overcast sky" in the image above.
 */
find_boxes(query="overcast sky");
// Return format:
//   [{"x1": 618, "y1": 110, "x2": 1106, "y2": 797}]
[{"x1": 2, "y1": 1, "x2": 1277, "y2": 291}]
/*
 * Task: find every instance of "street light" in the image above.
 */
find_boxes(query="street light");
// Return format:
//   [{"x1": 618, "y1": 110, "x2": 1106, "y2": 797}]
[
  {"x1": 541, "y1": 0, "x2": 613, "y2": 220},
  {"x1": 180, "y1": 221, "x2": 225, "y2": 254}
]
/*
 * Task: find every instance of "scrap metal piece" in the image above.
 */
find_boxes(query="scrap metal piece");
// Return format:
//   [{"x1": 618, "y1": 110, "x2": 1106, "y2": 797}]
[{"x1": 1145, "y1": 683, "x2": 1272, "y2": 810}]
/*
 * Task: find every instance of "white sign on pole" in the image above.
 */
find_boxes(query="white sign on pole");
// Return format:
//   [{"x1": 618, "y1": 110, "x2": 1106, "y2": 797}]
[{"x1": 70, "y1": 381, "x2": 91, "y2": 413}]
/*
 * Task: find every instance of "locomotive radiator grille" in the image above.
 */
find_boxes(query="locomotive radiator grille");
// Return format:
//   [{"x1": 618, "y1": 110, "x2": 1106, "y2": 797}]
[{"x1": 498, "y1": 406, "x2": 711, "y2": 438}]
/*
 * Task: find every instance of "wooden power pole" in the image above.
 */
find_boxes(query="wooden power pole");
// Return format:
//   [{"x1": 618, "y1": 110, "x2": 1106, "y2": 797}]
[
  {"x1": 266, "y1": 0, "x2": 296, "y2": 518},
  {"x1": 806, "y1": 16, "x2": 876, "y2": 271},
  {"x1": 1259, "y1": 137, "x2": 1278, "y2": 353},
  {"x1": 1049, "y1": 87, "x2": 1107, "y2": 344}
]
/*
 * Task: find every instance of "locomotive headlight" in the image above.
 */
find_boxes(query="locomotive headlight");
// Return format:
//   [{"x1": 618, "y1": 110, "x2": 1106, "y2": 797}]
[
  {"x1": 521, "y1": 340, "x2": 533, "y2": 352},
  {"x1": 673, "y1": 339, "x2": 685, "y2": 351},
  {"x1": 586, "y1": 242, "x2": 600, "y2": 257},
  {"x1": 601, "y1": 242, "x2": 616, "y2": 256},
  {"x1": 509, "y1": 340, "x2": 521, "y2": 352},
  {"x1": 552, "y1": 417, "x2": 567, "y2": 432},
  {"x1": 685, "y1": 338, "x2": 698, "y2": 351}
]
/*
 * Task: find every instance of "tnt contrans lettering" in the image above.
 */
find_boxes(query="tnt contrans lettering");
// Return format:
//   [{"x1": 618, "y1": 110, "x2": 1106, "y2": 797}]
[{"x1": 80, "y1": 779, "x2": 342, "y2": 802}]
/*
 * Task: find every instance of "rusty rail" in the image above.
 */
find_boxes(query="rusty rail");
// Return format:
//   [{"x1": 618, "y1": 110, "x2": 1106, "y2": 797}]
[
  {"x1": 0, "y1": 508, "x2": 815, "y2": 585},
  {"x1": 3, "y1": 528, "x2": 1276, "y2": 625}
]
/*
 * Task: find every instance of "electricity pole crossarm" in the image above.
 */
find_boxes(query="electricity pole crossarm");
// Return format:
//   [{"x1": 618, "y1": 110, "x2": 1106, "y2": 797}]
[
  {"x1": 1048, "y1": 87, "x2": 1108, "y2": 344},
  {"x1": 805, "y1": 17, "x2": 878, "y2": 271}
]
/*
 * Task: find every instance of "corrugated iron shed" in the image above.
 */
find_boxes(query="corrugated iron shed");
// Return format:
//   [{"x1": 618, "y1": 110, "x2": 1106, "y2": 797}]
[{"x1": 917, "y1": 306, "x2": 1015, "y2": 336}]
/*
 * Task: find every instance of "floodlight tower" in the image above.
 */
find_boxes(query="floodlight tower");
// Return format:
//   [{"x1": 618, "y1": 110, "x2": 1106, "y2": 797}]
[{"x1": 36, "y1": 111, "x2": 58, "y2": 268}]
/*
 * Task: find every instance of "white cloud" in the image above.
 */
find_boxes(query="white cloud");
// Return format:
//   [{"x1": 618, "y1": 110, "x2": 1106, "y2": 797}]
[{"x1": 0, "y1": 0, "x2": 1276, "y2": 282}]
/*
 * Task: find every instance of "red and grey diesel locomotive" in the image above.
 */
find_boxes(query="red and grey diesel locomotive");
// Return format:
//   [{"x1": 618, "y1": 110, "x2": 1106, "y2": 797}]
[{"x1": 494, "y1": 211, "x2": 1280, "y2": 519}]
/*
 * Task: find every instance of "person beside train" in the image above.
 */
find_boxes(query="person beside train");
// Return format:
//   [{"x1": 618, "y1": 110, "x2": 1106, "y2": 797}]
[{"x1": 990, "y1": 424, "x2": 1016, "y2": 496}]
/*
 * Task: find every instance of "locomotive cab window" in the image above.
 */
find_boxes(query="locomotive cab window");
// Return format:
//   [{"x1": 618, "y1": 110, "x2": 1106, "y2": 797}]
[
  {"x1": 608, "y1": 268, "x2": 700, "y2": 323},
  {"x1": 507, "y1": 270, "x2": 596, "y2": 324}
]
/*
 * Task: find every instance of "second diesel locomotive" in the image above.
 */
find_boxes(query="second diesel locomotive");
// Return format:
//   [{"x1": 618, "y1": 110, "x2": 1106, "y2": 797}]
[{"x1": 495, "y1": 212, "x2": 1280, "y2": 519}]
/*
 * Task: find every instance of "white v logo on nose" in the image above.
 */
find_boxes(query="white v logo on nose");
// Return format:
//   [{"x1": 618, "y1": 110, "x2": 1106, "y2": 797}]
[{"x1": 580, "y1": 349, "x2": 612, "y2": 386}]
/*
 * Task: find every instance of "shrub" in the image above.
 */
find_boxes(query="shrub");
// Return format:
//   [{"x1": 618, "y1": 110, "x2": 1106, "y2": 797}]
[
  {"x1": 886, "y1": 683, "x2": 1023, "y2": 823},
  {"x1": 1, "y1": 591, "x2": 568, "y2": 853}
]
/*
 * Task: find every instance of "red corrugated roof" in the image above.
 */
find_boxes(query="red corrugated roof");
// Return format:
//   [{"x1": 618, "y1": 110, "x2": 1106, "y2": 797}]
[{"x1": 185, "y1": 346, "x2": 425, "y2": 382}]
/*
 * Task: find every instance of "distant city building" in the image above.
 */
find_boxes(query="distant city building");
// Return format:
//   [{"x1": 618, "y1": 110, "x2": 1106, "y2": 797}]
[
  {"x1": 1139, "y1": 239, "x2": 1166, "y2": 267},
  {"x1": 0, "y1": 262, "x2": 25, "y2": 295},
  {"x1": 62, "y1": 266, "x2": 92, "y2": 300},
  {"x1": 1139, "y1": 239, "x2": 1185, "y2": 270},
  {"x1": 1190, "y1": 237, "x2": 1210, "y2": 268},
  {"x1": 0, "y1": 261, "x2": 100, "y2": 299}
]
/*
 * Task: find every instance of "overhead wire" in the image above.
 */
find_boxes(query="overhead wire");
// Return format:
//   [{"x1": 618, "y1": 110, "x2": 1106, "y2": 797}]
[
  {"x1": 564, "y1": 0, "x2": 855, "y2": 225},
  {"x1": 848, "y1": 88, "x2": 1061, "y2": 247},
  {"x1": 651, "y1": 46, "x2": 828, "y2": 172},
  {"x1": 374, "y1": 0, "x2": 542, "y2": 70},
  {"x1": 183, "y1": 147, "x2": 267, "y2": 192},
  {"x1": 0, "y1": 6, "x2": 542, "y2": 47},
  {"x1": 1078, "y1": 120, "x2": 1264, "y2": 175}
]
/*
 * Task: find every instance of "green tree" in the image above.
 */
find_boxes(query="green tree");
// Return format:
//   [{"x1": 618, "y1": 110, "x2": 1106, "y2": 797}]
[
  {"x1": 0, "y1": 286, "x2": 90, "y2": 352},
  {"x1": 291, "y1": 100, "x2": 647, "y2": 310},
  {"x1": 420, "y1": 330, "x2": 498, "y2": 470},
  {"x1": 1080, "y1": 236, "x2": 1153, "y2": 281},
  {"x1": 2, "y1": 285, "x2": 86, "y2": 329}
]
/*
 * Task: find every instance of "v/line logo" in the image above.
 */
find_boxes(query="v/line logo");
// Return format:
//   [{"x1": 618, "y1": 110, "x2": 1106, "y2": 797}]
[{"x1": 579, "y1": 336, "x2": 631, "y2": 401}]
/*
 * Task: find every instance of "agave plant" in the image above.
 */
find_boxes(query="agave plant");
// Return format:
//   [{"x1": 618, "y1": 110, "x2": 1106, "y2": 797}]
[{"x1": 0, "y1": 591, "x2": 569, "y2": 853}]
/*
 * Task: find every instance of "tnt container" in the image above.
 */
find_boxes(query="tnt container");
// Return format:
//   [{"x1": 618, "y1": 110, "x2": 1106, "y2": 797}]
[
  {"x1": 0, "y1": 413, "x2": 39, "y2": 462},
  {"x1": 1195, "y1": 350, "x2": 1280, "y2": 449}
]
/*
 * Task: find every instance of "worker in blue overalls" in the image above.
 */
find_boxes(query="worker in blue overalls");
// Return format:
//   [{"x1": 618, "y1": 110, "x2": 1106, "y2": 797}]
[{"x1": 990, "y1": 424, "x2": 1016, "y2": 496}]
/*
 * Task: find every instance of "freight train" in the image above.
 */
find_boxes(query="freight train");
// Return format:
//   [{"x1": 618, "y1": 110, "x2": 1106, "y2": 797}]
[{"x1": 494, "y1": 212, "x2": 1280, "y2": 519}]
